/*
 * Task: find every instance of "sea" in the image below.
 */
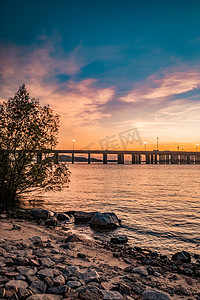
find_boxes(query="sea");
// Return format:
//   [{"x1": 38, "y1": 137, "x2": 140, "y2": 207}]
[{"x1": 19, "y1": 163, "x2": 200, "y2": 255}]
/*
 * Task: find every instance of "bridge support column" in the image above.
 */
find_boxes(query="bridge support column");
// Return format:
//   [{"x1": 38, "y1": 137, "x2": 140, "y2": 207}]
[
  {"x1": 103, "y1": 152, "x2": 107, "y2": 164},
  {"x1": 155, "y1": 155, "x2": 158, "y2": 164},
  {"x1": 151, "y1": 155, "x2": 154, "y2": 164},
  {"x1": 171, "y1": 154, "x2": 175, "y2": 164},
  {"x1": 88, "y1": 153, "x2": 91, "y2": 164},
  {"x1": 146, "y1": 154, "x2": 150, "y2": 164},
  {"x1": 118, "y1": 154, "x2": 124, "y2": 164},
  {"x1": 132, "y1": 154, "x2": 136, "y2": 164},
  {"x1": 138, "y1": 154, "x2": 141, "y2": 164},
  {"x1": 166, "y1": 155, "x2": 169, "y2": 164},
  {"x1": 180, "y1": 155, "x2": 186, "y2": 164},
  {"x1": 37, "y1": 153, "x2": 42, "y2": 163},
  {"x1": 196, "y1": 155, "x2": 200, "y2": 164},
  {"x1": 187, "y1": 155, "x2": 191, "y2": 164},
  {"x1": 159, "y1": 155, "x2": 165, "y2": 164},
  {"x1": 54, "y1": 153, "x2": 59, "y2": 164},
  {"x1": 72, "y1": 152, "x2": 74, "y2": 164}
]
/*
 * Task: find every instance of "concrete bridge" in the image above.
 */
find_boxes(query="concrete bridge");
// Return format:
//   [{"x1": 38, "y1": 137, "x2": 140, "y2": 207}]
[{"x1": 37, "y1": 150, "x2": 200, "y2": 165}]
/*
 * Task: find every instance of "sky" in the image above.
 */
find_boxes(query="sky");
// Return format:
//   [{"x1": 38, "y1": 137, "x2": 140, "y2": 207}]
[{"x1": 1, "y1": 0, "x2": 200, "y2": 150}]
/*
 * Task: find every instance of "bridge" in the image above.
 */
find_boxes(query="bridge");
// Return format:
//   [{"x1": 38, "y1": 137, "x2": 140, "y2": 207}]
[{"x1": 37, "y1": 150, "x2": 200, "y2": 164}]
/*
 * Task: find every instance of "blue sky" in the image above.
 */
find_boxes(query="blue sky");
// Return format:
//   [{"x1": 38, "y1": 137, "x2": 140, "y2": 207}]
[{"x1": 1, "y1": 0, "x2": 200, "y2": 149}]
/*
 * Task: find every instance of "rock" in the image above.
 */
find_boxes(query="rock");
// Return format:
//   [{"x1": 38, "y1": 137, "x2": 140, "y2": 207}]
[
  {"x1": 101, "y1": 290, "x2": 123, "y2": 300},
  {"x1": 47, "y1": 286, "x2": 69, "y2": 295},
  {"x1": 67, "y1": 280, "x2": 81, "y2": 289},
  {"x1": 79, "y1": 289, "x2": 103, "y2": 300},
  {"x1": 40, "y1": 258, "x2": 55, "y2": 267},
  {"x1": 62, "y1": 266, "x2": 80, "y2": 277},
  {"x1": 0, "y1": 214, "x2": 7, "y2": 219},
  {"x1": 16, "y1": 257, "x2": 29, "y2": 266},
  {"x1": 27, "y1": 295, "x2": 61, "y2": 300},
  {"x1": 30, "y1": 236, "x2": 43, "y2": 246},
  {"x1": 38, "y1": 269, "x2": 55, "y2": 278},
  {"x1": 171, "y1": 251, "x2": 191, "y2": 263},
  {"x1": 142, "y1": 289, "x2": 170, "y2": 300},
  {"x1": 74, "y1": 211, "x2": 96, "y2": 224},
  {"x1": 110, "y1": 235, "x2": 128, "y2": 244},
  {"x1": 57, "y1": 213, "x2": 70, "y2": 221},
  {"x1": 77, "y1": 253, "x2": 86, "y2": 259},
  {"x1": 44, "y1": 217, "x2": 57, "y2": 226},
  {"x1": 132, "y1": 266, "x2": 148, "y2": 276},
  {"x1": 29, "y1": 280, "x2": 47, "y2": 294},
  {"x1": 30, "y1": 209, "x2": 54, "y2": 220},
  {"x1": 89, "y1": 212, "x2": 120, "y2": 231},
  {"x1": 5, "y1": 287, "x2": 17, "y2": 298},
  {"x1": 12, "y1": 224, "x2": 22, "y2": 230},
  {"x1": 77, "y1": 269, "x2": 100, "y2": 283},
  {"x1": 18, "y1": 288, "x2": 33, "y2": 299},
  {"x1": 5, "y1": 280, "x2": 28, "y2": 289},
  {"x1": 43, "y1": 277, "x2": 54, "y2": 288},
  {"x1": 65, "y1": 234, "x2": 79, "y2": 243},
  {"x1": 7, "y1": 293, "x2": 19, "y2": 300},
  {"x1": 16, "y1": 266, "x2": 37, "y2": 277},
  {"x1": 0, "y1": 287, "x2": 5, "y2": 298},
  {"x1": 118, "y1": 282, "x2": 131, "y2": 295},
  {"x1": 53, "y1": 275, "x2": 65, "y2": 286}
]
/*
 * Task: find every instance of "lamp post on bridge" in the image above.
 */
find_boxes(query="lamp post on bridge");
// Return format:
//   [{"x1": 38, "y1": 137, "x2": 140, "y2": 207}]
[
  {"x1": 144, "y1": 141, "x2": 147, "y2": 151},
  {"x1": 72, "y1": 140, "x2": 76, "y2": 151},
  {"x1": 196, "y1": 144, "x2": 199, "y2": 152},
  {"x1": 157, "y1": 137, "x2": 159, "y2": 151}
]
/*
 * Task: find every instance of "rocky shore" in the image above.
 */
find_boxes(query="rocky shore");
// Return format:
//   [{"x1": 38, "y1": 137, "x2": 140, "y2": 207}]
[{"x1": 0, "y1": 209, "x2": 200, "y2": 300}]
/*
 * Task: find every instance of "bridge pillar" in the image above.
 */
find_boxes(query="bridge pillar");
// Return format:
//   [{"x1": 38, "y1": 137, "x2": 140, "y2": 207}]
[
  {"x1": 118, "y1": 154, "x2": 124, "y2": 164},
  {"x1": 187, "y1": 155, "x2": 191, "y2": 164},
  {"x1": 155, "y1": 154, "x2": 158, "y2": 164},
  {"x1": 146, "y1": 154, "x2": 150, "y2": 164},
  {"x1": 171, "y1": 154, "x2": 175, "y2": 164},
  {"x1": 196, "y1": 155, "x2": 200, "y2": 164},
  {"x1": 180, "y1": 155, "x2": 186, "y2": 164},
  {"x1": 37, "y1": 153, "x2": 42, "y2": 163},
  {"x1": 132, "y1": 154, "x2": 136, "y2": 164},
  {"x1": 88, "y1": 153, "x2": 91, "y2": 164},
  {"x1": 72, "y1": 152, "x2": 74, "y2": 164},
  {"x1": 151, "y1": 155, "x2": 154, "y2": 164},
  {"x1": 138, "y1": 154, "x2": 141, "y2": 164},
  {"x1": 159, "y1": 155, "x2": 165, "y2": 164},
  {"x1": 166, "y1": 155, "x2": 169, "y2": 164},
  {"x1": 54, "y1": 153, "x2": 59, "y2": 164},
  {"x1": 103, "y1": 152, "x2": 107, "y2": 164}
]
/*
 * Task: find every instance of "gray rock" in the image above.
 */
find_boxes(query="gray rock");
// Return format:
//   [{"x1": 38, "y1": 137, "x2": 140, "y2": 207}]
[
  {"x1": 90, "y1": 212, "x2": 120, "y2": 231},
  {"x1": 27, "y1": 295, "x2": 61, "y2": 300},
  {"x1": 171, "y1": 251, "x2": 191, "y2": 263},
  {"x1": 101, "y1": 290, "x2": 123, "y2": 300},
  {"x1": 57, "y1": 213, "x2": 70, "y2": 221},
  {"x1": 67, "y1": 280, "x2": 81, "y2": 289},
  {"x1": 44, "y1": 217, "x2": 57, "y2": 226},
  {"x1": 29, "y1": 280, "x2": 47, "y2": 294},
  {"x1": 40, "y1": 258, "x2": 55, "y2": 267},
  {"x1": 53, "y1": 275, "x2": 65, "y2": 286},
  {"x1": 77, "y1": 269, "x2": 100, "y2": 283},
  {"x1": 0, "y1": 287, "x2": 5, "y2": 298},
  {"x1": 5, "y1": 280, "x2": 28, "y2": 289},
  {"x1": 74, "y1": 211, "x2": 96, "y2": 224},
  {"x1": 38, "y1": 269, "x2": 54, "y2": 278},
  {"x1": 142, "y1": 289, "x2": 170, "y2": 300},
  {"x1": 18, "y1": 288, "x2": 33, "y2": 299},
  {"x1": 132, "y1": 266, "x2": 148, "y2": 276},
  {"x1": 30, "y1": 209, "x2": 54, "y2": 220},
  {"x1": 47, "y1": 286, "x2": 69, "y2": 295},
  {"x1": 16, "y1": 266, "x2": 37, "y2": 277},
  {"x1": 65, "y1": 234, "x2": 79, "y2": 243},
  {"x1": 110, "y1": 235, "x2": 128, "y2": 244},
  {"x1": 62, "y1": 266, "x2": 80, "y2": 277},
  {"x1": 12, "y1": 224, "x2": 22, "y2": 230}
]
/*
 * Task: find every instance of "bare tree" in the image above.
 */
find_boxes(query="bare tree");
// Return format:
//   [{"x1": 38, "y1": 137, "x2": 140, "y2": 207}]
[{"x1": 0, "y1": 84, "x2": 70, "y2": 208}]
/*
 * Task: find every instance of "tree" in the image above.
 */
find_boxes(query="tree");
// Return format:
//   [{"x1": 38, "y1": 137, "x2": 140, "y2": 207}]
[{"x1": 0, "y1": 84, "x2": 70, "y2": 208}]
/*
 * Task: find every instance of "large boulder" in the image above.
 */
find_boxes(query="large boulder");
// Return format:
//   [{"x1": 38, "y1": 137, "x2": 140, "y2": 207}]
[
  {"x1": 89, "y1": 212, "x2": 120, "y2": 231},
  {"x1": 30, "y1": 209, "x2": 54, "y2": 220},
  {"x1": 142, "y1": 288, "x2": 170, "y2": 300},
  {"x1": 74, "y1": 211, "x2": 97, "y2": 224},
  {"x1": 171, "y1": 251, "x2": 191, "y2": 263}
]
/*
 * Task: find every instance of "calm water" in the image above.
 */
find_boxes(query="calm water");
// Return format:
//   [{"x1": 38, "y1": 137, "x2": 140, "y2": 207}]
[{"x1": 21, "y1": 164, "x2": 200, "y2": 255}]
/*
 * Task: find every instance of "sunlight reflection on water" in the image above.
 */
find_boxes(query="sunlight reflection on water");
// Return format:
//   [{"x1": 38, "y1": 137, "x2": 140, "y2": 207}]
[{"x1": 20, "y1": 164, "x2": 200, "y2": 254}]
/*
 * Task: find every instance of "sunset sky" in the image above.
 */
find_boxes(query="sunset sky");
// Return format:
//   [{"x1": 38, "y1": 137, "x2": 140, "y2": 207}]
[{"x1": 1, "y1": 0, "x2": 200, "y2": 150}]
